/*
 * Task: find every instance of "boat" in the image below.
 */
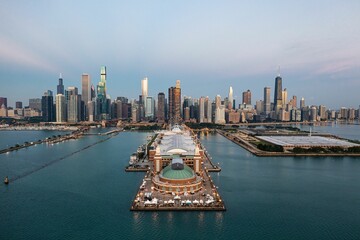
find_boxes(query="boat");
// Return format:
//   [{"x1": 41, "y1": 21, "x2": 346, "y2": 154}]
[
  {"x1": 129, "y1": 153, "x2": 137, "y2": 165},
  {"x1": 4, "y1": 176, "x2": 9, "y2": 185}
]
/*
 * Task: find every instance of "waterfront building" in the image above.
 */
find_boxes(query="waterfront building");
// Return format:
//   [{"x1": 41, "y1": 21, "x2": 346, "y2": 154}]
[
  {"x1": 67, "y1": 87, "x2": 80, "y2": 123},
  {"x1": 319, "y1": 105, "x2": 327, "y2": 121},
  {"x1": 264, "y1": 87, "x2": 271, "y2": 115},
  {"x1": 348, "y1": 108, "x2": 356, "y2": 120},
  {"x1": 168, "y1": 80, "x2": 182, "y2": 124},
  {"x1": 56, "y1": 94, "x2": 66, "y2": 122},
  {"x1": 274, "y1": 74, "x2": 283, "y2": 115},
  {"x1": 215, "y1": 105, "x2": 225, "y2": 124},
  {"x1": 340, "y1": 107, "x2": 348, "y2": 120},
  {"x1": 242, "y1": 90, "x2": 251, "y2": 105},
  {"x1": 228, "y1": 86, "x2": 233, "y2": 109},
  {"x1": 57, "y1": 73, "x2": 64, "y2": 95},
  {"x1": 149, "y1": 126, "x2": 204, "y2": 194},
  {"x1": 199, "y1": 96, "x2": 212, "y2": 123},
  {"x1": 41, "y1": 90, "x2": 54, "y2": 122},
  {"x1": 157, "y1": 92, "x2": 166, "y2": 123},
  {"x1": 310, "y1": 106, "x2": 317, "y2": 122},
  {"x1": 290, "y1": 108, "x2": 302, "y2": 121}
]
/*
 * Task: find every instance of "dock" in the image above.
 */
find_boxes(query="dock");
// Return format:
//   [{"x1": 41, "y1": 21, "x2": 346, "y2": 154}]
[{"x1": 126, "y1": 126, "x2": 225, "y2": 211}]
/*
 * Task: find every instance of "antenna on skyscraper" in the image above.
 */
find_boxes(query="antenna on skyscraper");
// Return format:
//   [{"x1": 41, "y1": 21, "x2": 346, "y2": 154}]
[{"x1": 277, "y1": 65, "x2": 281, "y2": 77}]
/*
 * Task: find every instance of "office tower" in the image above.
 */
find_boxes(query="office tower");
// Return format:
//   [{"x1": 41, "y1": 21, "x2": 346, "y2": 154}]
[
  {"x1": 0, "y1": 97, "x2": 7, "y2": 108},
  {"x1": 82, "y1": 74, "x2": 90, "y2": 120},
  {"x1": 300, "y1": 97, "x2": 305, "y2": 109},
  {"x1": 0, "y1": 103, "x2": 7, "y2": 117},
  {"x1": 228, "y1": 86, "x2": 233, "y2": 109},
  {"x1": 215, "y1": 105, "x2": 225, "y2": 124},
  {"x1": 264, "y1": 87, "x2": 271, "y2": 115},
  {"x1": 82, "y1": 74, "x2": 90, "y2": 107},
  {"x1": 157, "y1": 92, "x2": 166, "y2": 123},
  {"x1": 56, "y1": 94, "x2": 66, "y2": 122},
  {"x1": 215, "y1": 95, "x2": 221, "y2": 108},
  {"x1": 242, "y1": 90, "x2": 251, "y2": 105},
  {"x1": 256, "y1": 100, "x2": 264, "y2": 114},
  {"x1": 67, "y1": 87, "x2": 79, "y2": 123},
  {"x1": 96, "y1": 66, "x2": 109, "y2": 120},
  {"x1": 29, "y1": 98, "x2": 42, "y2": 110},
  {"x1": 340, "y1": 107, "x2": 348, "y2": 120},
  {"x1": 168, "y1": 80, "x2": 182, "y2": 124},
  {"x1": 145, "y1": 96, "x2": 154, "y2": 120},
  {"x1": 199, "y1": 96, "x2": 212, "y2": 123},
  {"x1": 310, "y1": 106, "x2": 317, "y2": 122},
  {"x1": 274, "y1": 74, "x2": 283, "y2": 114},
  {"x1": 15, "y1": 101, "x2": 22, "y2": 109},
  {"x1": 41, "y1": 90, "x2": 54, "y2": 122},
  {"x1": 90, "y1": 84, "x2": 96, "y2": 100},
  {"x1": 141, "y1": 77, "x2": 148, "y2": 99},
  {"x1": 57, "y1": 73, "x2": 64, "y2": 95},
  {"x1": 282, "y1": 88, "x2": 288, "y2": 108},
  {"x1": 292, "y1": 96, "x2": 297, "y2": 108},
  {"x1": 318, "y1": 105, "x2": 327, "y2": 120}
]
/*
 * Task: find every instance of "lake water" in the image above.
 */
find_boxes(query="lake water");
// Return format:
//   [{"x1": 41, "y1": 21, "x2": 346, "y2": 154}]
[{"x1": 0, "y1": 125, "x2": 359, "y2": 239}]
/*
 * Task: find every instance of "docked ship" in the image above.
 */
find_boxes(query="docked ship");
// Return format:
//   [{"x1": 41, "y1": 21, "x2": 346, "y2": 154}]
[{"x1": 129, "y1": 153, "x2": 137, "y2": 165}]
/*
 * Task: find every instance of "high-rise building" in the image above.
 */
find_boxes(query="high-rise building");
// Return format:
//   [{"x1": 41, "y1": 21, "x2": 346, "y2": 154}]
[
  {"x1": 282, "y1": 88, "x2": 288, "y2": 108},
  {"x1": 264, "y1": 87, "x2": 271, "y2": 115},
  {"x1": 157, "y1": 92, "x2": 166, "y2": 123},
  {"x1": 199, "y1": 96, "x2": 212, "y2": 123},
  {"x1": 0, "y1": 97, "x2": 8, "y2": 108},
  {"x1": 82, "y1": 74, "x2": 91, "y2": 120},
  {"x1": 141, "y1": 77, "x2": 148, "y2": 99},
  {"x1": 292, "y1": 96, "x2": 297, "y2": 108},
  {"x1": 145, "y1": 96, "x2": 155, "y2": 120},
  {"x1": 274, "y1": 74, "x2": 283, "y2": 114},
  {"x1": 15, "y1": 101, "x2": 22, "y2": 109},
  {"x1": 319, "y1": 105, "x2": 327, "y2": 120},
  {"x1": 215, "y1": 95, "x2": 221, "y2": 108},
  {"x1": 41, "y1": 90, "x2": 54, "y2": 122},
  {"x1": 300, "y1": 97, "x2": 305, "y2": 109},
  {"x1": 56, "y1": 94, "x2": 66, "y2": 122},
  {"x1": 96, "y1": 66, "x2": 109, "y2": 120},
  {"x1": 168, "y1": 80, "x2": 182, "y2": 124},
  {"x1": 242, "y1": 90, "x2": 251, "y2": 105},
  {"x1": 90, "y1": 84, "x2": 96, "y2": 101},
  {"x1": 57, "y1": 73, "x2": 64, "y2": 95},
  {"x1": 29, "y1": 98, "x2": 42, "y2": 110},
  {"x1": 228, "y1": 87, "x2": 233, "y2": 109},
  {"x1": 67, "y1": 87, "x2": 79, "y2": 123}
]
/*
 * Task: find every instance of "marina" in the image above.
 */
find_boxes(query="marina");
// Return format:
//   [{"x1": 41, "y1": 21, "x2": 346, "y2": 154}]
[{"x1": 126, "y1": 125, "x2": 225, "y2": 211}]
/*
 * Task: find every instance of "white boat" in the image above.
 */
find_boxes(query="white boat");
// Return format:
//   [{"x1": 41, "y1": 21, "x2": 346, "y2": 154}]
[{"x1": 129, "y1": 153, "x2": 137, "y2": 165}]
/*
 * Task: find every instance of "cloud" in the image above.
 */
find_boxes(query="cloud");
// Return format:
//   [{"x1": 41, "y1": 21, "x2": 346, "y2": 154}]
[{"x1": 0, "y1": 37, "x2": 58, "y2": 73}]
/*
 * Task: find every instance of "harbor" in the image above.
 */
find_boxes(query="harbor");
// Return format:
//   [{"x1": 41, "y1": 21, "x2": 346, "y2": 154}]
[{"x1": 126, "y1": 125, "x2": 225, "y2": 211}]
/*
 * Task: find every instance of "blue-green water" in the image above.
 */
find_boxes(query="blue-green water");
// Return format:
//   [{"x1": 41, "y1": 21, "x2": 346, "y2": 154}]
[{"x1": 0, "y1": 127, "x2": 360, "y2": 239}]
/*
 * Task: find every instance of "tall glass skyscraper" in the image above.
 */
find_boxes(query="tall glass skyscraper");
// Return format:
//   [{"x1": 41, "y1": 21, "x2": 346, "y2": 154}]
[
  {"x1": 96, "y1": 66, "x2": 109, "y2": 120},
  {"x1": 274, "y1": 75, "x2": 283, "y2": 114},
  {"x1": 57, "y1": 73, "x2": 64, "y2": 95}
]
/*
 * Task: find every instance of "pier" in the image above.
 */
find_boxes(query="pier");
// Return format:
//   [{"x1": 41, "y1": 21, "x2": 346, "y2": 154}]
[{"x1": 126, "y1": 126, "x2": 225, "y2": 211}]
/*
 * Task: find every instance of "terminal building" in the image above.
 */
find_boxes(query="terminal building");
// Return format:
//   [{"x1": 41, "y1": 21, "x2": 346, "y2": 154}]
[{"x1": 149, "y1": 126, "x2": 204, "y2": 194}]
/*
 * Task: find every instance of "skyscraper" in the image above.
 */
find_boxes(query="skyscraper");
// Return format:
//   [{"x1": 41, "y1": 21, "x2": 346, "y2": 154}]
[
  {"x1": 41, "y1": 90, "x2": 54, "y2": 122},
  {"x1": 82, "y1": 74, "x2": 90, "y2": 120},
  {"x1": 282, "y1": 88, "x2": 288, "y2": 108},
  {"x1": 242, "y1": 90, "x2": 251, "y2": 105},
  {"x1": 56, "y1": 94, "x2": 66, "y2": 122},
  {"x1": 274, "y1": 74, "x2": 283, "y2": 114},
  {"x1": 300, "y1": 97, "x2": 305, "y2": 109},
  {"x1": 145, "y1": 96, "x2": 155, "y2": 120},
  {"x1": 29, "y1": 98, "x2": 42, "y2": 110},
  {"x1": 15, "y1": 101, "x2": 22, "y2": 109},
  {"x1": 96, "y1": 66, "x2": 109, "y2": 120},
  {"x1": 141, "y1": 77, "x2": 148, "y2": 99},
  {"x1": 157, "y1": 92, "x2": 166, "y2": 123},
  {"x1": 199, "y1": 96, "x2": 212, "y2": 123},
  {"x1": 264, "y1": 87, "x2": 271, "y2": 115},
  {"x1": 67, "y1": 87, "x2": 79, "y2": 123},
  {"x1": 168, "y1": 80, "x2": 182, "y2": 124},
  {"x1": 228, "y1": 86, "x2": 233, "y2": 109},
  {"x1": 57, "y1": 73, "x2": 64, "y2": 95}
]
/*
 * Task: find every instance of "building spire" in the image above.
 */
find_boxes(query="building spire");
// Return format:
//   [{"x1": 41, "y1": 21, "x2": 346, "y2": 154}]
[{"x1": 277, "y1": 65, "x2": 281, "y2": 77}]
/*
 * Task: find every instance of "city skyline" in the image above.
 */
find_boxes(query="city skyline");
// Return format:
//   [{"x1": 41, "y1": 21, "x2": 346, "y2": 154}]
[{"x1": 1, "y1": 1, "x2": 360, "y2": 108}]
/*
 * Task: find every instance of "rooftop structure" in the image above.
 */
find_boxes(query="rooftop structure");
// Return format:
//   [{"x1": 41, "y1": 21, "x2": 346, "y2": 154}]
[{"x1": 257, "y1": 136, "x2": 359, "y2": 149}]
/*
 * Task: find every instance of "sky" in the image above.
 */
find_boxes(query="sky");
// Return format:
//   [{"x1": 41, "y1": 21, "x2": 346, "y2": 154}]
[{"x1": 0, "y1": 0, "x2": 359, "y2": 109}]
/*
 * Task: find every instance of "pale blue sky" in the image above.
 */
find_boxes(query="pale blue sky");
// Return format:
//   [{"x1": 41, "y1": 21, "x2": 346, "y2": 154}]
[{"x1": 0, "y1": 0, "x2": 359, "y2": 108}]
